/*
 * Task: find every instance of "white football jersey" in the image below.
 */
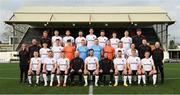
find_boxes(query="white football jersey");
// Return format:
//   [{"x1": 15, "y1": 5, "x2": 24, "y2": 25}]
[
  {"x1": 39, "y1": 48, "x2": 50, "y2": 59},
  {"x1": 30, "y1": 57, "x2": 41, "y2": 71},
  {"x1": 51, "y1": 36, "x2": 62, "y2": 46},
  {"x1": 121, "y1": 37, "x2": 132, "y2": 51},
  {"x1": 110, "y1": 38, "x2": 120, "y2": 49},
  {"x1": 115, "y1": 48, "x2": 127, "y2": 58},
  {"x1": 141, "y1": 58, "x2": 154, "y2": 71},
  {"x1": 63, "y1": 36, "x2": 74, "y2": 46},
  {"x1": 75, "y1": 36, "x2": 86, "y2": 48},
  {"x1": 97, "y1": 36, "x2": 108, "y2": 48},
  {"x1": 57, "y1": 58, "x2": 69, "y2": 71},
  {"x1": 86, "y1": 34, "x2": 97, "y2": 48},
  {"x1": 127, "y1": 56, "x2": 140, "y2": 70},
  {"x1": 85, "y1": 56, "x2": 98, "y2": 70},
  {"x1": 43, "y1": 58, "x2": 56, "y2": 71},
  {"x1": 113, "y1": 57, "x2": 126, "y2": 71},
  {"x1": 126, "y1": 49, "x2": 139, "y2": 57},
  {"x1": 51, "y1": 46, "x2": 64, "y2": 60}
]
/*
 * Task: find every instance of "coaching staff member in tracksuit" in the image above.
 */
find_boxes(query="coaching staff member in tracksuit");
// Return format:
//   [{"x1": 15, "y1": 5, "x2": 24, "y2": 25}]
[
  {"x1": 138, "y1": 39, "x2": 151, "y2": 59},
  {"x1": 19, "y1": 43, "x2": 29, "y2": 83},
  {"x1": 28, "y1": 39, "x2": 41, "y2": 58},
  {"x1": 132, "y1": 28, "x2": 146, "y2": 50},
  {"x1": 70, "y1": 51, "x2": 84, "y2": 85},
  {"x1": 152, "y1": 42, "x2": 164, "y2": 84},
  {"x1": 99, "y1": 53, "x2": 114, "y2": 86}
]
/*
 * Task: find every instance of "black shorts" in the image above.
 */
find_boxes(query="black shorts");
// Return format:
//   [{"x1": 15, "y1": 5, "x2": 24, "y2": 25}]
[
  {"x1": 32, "y1": 70, "x2": 37, "y2": 75},
  {"x1": 57, "y1": 71, "x2": 68, "y2": 75},
  {"x1": 70, "y1": 71, "x2": 83, "y2": 75},
  {"x1": 88, "y1": 70, "x2": 95, "y2": 75},
  {"x1": 118, "y1": 71, "x2": 123, "y2": 75},
  {"x1": 145, "y1": 71, "x2": 150, "y2": 75},
  {"x1": 100, "y1": 70, "x2": 114, "y2": 75},
  {"x1": 132, "y1": 70, "x2": 137, "y2": 75}
]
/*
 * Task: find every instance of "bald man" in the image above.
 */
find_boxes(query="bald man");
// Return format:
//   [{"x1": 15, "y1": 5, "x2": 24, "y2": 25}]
[{"x1": 70, "y1": 51, "x2": 84, "y2": 85}]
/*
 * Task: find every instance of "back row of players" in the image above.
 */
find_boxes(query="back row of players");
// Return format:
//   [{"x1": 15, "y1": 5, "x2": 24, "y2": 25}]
[{"x1": 26, "y1": 28, "x2": 164, "y2": 87}]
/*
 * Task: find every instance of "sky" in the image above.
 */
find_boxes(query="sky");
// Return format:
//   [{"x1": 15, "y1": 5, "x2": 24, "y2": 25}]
[{"x1": 0, "y1": 0, "x2": 180, "y2": 42}]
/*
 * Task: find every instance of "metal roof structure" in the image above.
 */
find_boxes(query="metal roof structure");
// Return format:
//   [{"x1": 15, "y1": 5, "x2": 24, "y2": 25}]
[{"x1": 5, "y1": 6, "x2": 175, "y2": 25}]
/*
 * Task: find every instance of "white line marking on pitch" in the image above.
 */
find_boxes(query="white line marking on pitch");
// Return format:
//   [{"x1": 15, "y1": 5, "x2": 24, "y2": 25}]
[{"x1": 89, "y1": 85, "x2": 93, "y2": 95}]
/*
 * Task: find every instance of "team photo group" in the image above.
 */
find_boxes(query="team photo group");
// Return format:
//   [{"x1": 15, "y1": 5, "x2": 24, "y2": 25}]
[{"x1": 19, "y1": 28, "x2": 164, "y2": 87}]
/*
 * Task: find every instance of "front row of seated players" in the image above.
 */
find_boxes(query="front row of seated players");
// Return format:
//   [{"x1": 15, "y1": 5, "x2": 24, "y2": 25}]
[{"x1": 27, "y1": 49, "x2": 157, "y2": 87}]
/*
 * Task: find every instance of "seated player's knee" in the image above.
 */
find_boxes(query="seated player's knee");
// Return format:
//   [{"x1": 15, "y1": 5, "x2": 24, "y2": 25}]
[
  {"x1": 128, "y1": 71, "x2": 132, "y2": 75},
  {"x1": 36, "y1": 72, "x2": 40, "y2": 76},
  {"x1": 51, "y1": 71, "x2": 55, "y2": 74},
  {"x1": 123, "y1": 70, "x2": 127, "y2": 75},
  {"x1": 153, "y1": 70, "x2": 157, "y2": 74},
  {"x1": 137, "y1": 70, "x2": 141, "y2": 75},
  {"x1": 65, "y1": 71, "x2": 68, "y2": 75},
  {"x1": 93, "y1": 71, "x2": 99, "y2": 75},
  {"x1": 141, "y1": 69, "x2": 145, "y2": 74},
  {"x1": 28, "y1": 71, "x2": 32, "y2": 75},
  {"x1": 42, "y1": 71, "x2": 47, "y2": 74},
  {"x1": 84, "y1": 71, "x2": 88, "y2": 75}
]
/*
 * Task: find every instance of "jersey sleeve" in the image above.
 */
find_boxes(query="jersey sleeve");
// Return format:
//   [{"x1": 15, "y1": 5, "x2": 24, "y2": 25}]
[
  {"x1": 113, "y1": 59, "x2": 117, "y2": 65},
  {"x1": 137, "y1": 57, "x2": 141, "y2": 63},
  {"x1": 150, "y1": 58, "x2": 154, "y2": 65},
  {"x1": 94, "y1": 57, "x2": 99, "y2": 62}
]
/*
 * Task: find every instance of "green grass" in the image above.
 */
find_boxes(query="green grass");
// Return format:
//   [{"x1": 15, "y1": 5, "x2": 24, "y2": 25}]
[{"x1": 0, "y1": 63, "x2": 180, "y2": 94}]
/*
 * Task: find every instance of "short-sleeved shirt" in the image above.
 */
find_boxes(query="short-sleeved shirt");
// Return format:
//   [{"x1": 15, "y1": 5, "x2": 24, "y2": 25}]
[
  {"x1": 121, "y1": 37, "x2": 132, "y2": 51},
  {"x1": 39, "y1": 48, "x2": 50, "y2": 60},
  {"x1": 51, "y1": 36, "x2": 62, "y2": 46},
  {"x1": 98, "y1": 36, "x2": 108, "y2": 48},
  {"x1": 127, "y1": 56, "x2": 140, "y2": 70},
  {"x1": 115, "y1": 48, "x2": 127, "y2": 58},
  {"x1": 113, "y1": 57, "x2": 126, "y2": 71},
  {"x1": 30, "y1": 57, "x2": 41, "y2": 71},
  {"x1": 77, "y1": 45, "x2": 89, "y2": 61},
  {"x1": 75, "y1": 36, "x2": 86, "y2": 48},
  {"x1": 57, "y1": 58, "x2": 70, "y2": 71},
  {"x1": 51, "y1": 46, "x2": 64, "y2": 60},
  {"x1": 43, "y1": 58, "x2": 56, "y2": 71},
  {"x1": 85, "y1": 56, "x2": 98, "y2": 70},
  {"x1": 91, "y1": 45, "x2": 102, "y2": 60},
  {"x1": 141, "y1": 58, "x2": 154, "y2": 71},
  {"x1": 110, "y1": 38, "x2": 120, "y2": 49},
  {"x1": 63, "y1": 36, "x2": 74, "y2": 46},
  {"x1": 126, "y1": 49, "x2": 139, "y2": 57},
  {"x1": 86, "y1": 34, "x2": 97, "y2": 49}
]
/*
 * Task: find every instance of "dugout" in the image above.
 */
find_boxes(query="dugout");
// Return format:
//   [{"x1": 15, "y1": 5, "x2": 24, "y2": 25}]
[{"x1": 4, "y1": 6, "x2": 175, "y2": 51}]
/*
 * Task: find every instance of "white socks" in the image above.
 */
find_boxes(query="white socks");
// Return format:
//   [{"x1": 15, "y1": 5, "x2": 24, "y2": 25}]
[
  {"x1": 153, "y1": 74, "x2": 157, "y2": 85},
  {"x1": 95, "y1": 75, "x2": 99, "y2": 85},
  {"x1": 128, "y1": 76, "x2": 132, "y2": 84},
  {"x1": 28, "y1": 76, "x2": 32, "y2": 84},
  {"x1": 84, "y1": 75, "x2": 88, "y2": 85},
  {"x1": 64, "y1": 75, "x2": 68, "y2": 84},
  {"x1": 142, "y1": 75, "x2": 146, "y2": 85},
  {"x1": 124, "y1": 76, "x2": 127, "y2": 84},
  {"x1": 56, "y1": 75, "x2": 60, "y2": 84},
  {"x1": 114, "y1": 76, "x2": 118, "y2": 84},
  {"x1": 50, "y1": 74, "x2": 55, "y2": 86},
  {"x1": 138, "y1": 75, "x2": 141, "y2": 84},
  {"x1": 36, "y1": 76, "x2": 40, "y2": 84},
  {"x1": 43, "y1": 74, "x2": 47, "y2": 86}
]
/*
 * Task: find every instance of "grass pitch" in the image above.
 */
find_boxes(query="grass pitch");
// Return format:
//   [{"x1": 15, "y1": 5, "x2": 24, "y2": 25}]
[{"x1": 0, "y1": 63, "x2": 179, "y2": 94}]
